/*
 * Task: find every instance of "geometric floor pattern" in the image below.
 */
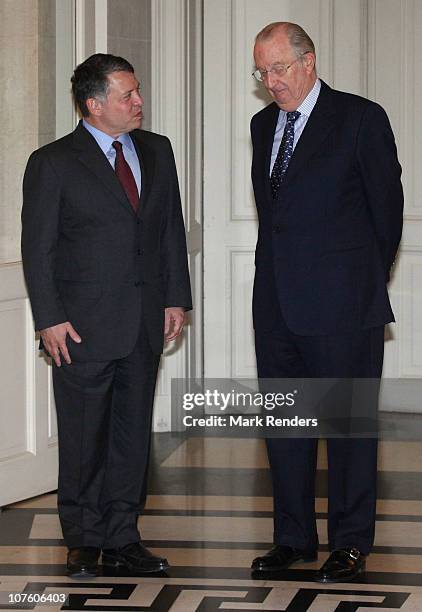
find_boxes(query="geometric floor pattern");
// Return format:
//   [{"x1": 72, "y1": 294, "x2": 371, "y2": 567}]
[
  {"x1": 0, "y1": 580, "x2": 417, "y2": 610},
  {"x1": 1, "y1": 435, "x2": 422, "y2": 611}
]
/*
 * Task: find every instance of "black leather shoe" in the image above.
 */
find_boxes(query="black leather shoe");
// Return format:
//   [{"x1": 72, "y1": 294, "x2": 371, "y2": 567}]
[
  {"x1": 102, "y1": 542, "x2": 169, "y2": 573},
  {"x1": 315, "y1": 548, "x2": 366, "y2": 583},
  {"x1": 251, "y1": 545, "x2": 317, "y2": 572},
  {"x1": 67, "y1": 547, "x2": 100, "y2": 578}
]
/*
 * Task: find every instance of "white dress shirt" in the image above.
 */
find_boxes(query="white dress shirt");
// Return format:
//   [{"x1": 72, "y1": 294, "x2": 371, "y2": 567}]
[
  {"x1": 270, "y1": 78, "x2": 321, "y2": 175},
  {"x1": 82, "y1": 119, "x2": 142, "y2": 195}
]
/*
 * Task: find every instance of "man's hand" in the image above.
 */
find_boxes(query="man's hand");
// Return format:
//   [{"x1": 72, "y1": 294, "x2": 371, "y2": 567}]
[
  {"x1": 164, "y1": 307, "x2": 185, "y2": 342},
  {"x1": 40, "y1": 322, "x2": 81, "y2": 366}
]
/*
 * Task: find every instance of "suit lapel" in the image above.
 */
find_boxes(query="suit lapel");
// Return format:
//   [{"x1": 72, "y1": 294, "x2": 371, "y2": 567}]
[
  {"x1": 130, "y1": 131, "x2": 155, "y2": 218},
  {"x1": 255, "y1": 102, "x2": 280, "y2": 203},
  {"x1": 72, "y1": 122, "x2": 135, "y2": 215},
  {"x1": 278, "y1": 81, "x2": 336, "y2": 190}
]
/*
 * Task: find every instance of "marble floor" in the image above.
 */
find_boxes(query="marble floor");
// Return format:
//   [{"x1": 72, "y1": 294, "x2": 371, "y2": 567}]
[{"x1": 1, "y1": 434, "x2": 422, "y2": 611}]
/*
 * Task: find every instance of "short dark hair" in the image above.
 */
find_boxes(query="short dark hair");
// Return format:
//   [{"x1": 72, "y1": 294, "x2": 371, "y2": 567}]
[{"x1": 71, "y1": 53, "x2": 134, "y2": 117}]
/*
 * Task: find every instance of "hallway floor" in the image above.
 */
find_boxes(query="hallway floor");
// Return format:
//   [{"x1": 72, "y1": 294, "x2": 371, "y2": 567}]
[{"x1": 1, "y1": 434, "x2": 422, "y2": 610}]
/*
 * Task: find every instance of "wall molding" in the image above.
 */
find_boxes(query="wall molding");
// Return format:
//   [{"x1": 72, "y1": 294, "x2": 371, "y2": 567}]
[
  {"x1": 229, "y1": 249, "x2": 255, "y2": 378},
  {"x1": 94, "y1": 0, "x2": 107, "y2": 53},
  {"x1": 318, "y1": 0, "x2": 335, "y2": 85},
  {"x1": 75, "y1": 0, "x2": 107, "y2": 67},
  {"x1": 151, "y1": 0, "x2": 203, "y2": 429}
]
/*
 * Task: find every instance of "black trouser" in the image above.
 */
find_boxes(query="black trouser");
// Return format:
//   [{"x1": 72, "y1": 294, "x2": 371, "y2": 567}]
[
  {"x1": 255, "y1": 313, "x2": 384, "y2": 555},
  {"x1": 53, "y1": 322, "x2": 160, "y2": 549}
]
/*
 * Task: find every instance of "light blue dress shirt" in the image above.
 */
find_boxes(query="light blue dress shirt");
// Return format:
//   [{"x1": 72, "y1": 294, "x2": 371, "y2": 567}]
[
  {"x1": 82, "y1": 119, "x2": 142, "y2": 195},
  {"x1": 270, "y1": 78, "x2": 321, "y2": 175}
]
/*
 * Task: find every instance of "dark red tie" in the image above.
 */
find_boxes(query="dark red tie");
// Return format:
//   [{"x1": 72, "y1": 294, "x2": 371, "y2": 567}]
[{"x1": 112, "y1": 141, "x2": 139, "y2": 212}]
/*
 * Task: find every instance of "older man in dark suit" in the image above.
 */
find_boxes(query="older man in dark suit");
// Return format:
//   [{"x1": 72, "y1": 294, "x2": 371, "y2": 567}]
[
  {"x1": 21, "y1": 54, "x2": 191, "y2": 577},
  {"x1": 250, "y1": 23, "x2": 403, "y2": 582}
]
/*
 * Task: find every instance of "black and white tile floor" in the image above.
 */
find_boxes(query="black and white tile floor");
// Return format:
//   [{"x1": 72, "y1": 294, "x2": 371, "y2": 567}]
[{"x1": 1, "y1": 434, "x2": 422, "y2": 611}]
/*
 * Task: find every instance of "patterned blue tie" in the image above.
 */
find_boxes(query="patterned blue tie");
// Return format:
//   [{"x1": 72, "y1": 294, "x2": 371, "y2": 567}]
[{"x1": 270, "y1": 110, "x2": 301, "y2": 197}]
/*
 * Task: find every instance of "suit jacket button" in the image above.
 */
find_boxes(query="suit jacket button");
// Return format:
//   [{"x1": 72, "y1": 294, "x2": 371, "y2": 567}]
[
  {"x1": 134, "y1": 281, "x2": 140, "y2": 287},
  {"x1": 274, "y1": 225, "x2": 281, "y2": 233}
]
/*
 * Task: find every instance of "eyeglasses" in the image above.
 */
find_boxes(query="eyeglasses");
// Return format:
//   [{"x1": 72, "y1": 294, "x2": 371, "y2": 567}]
[{"x1": 252, "y1": 53, "x2": 307, "y2": 82}]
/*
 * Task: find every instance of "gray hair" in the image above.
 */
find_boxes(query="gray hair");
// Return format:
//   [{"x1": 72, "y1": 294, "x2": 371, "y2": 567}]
[{"x1": 255, "y1": 22, "x2": 315, "y2": 59}]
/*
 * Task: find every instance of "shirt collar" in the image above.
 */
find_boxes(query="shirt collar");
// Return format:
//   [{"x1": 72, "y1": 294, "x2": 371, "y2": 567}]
[
  {"x1": 82, "y1": 119, "x2": 135, "y2": 156},
  {"x1": 296, "y1": 77, "x2": 321, "y2": 118}
]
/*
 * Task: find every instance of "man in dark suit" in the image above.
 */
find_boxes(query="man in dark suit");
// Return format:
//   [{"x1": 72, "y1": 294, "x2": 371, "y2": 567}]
[
  {"x1": 21, "y1": 54, "x2": 192, "y2": 577},
  {"x1": 250, "y1": 23, "x2": 403, "y2": 582}
]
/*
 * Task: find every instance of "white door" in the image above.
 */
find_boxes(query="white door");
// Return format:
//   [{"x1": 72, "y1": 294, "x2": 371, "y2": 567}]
[
  {"x1": 0, "y1": 0, "x2": 76, "y2": 507},
  {"x1": 0, "y1": 265, "x2": 60, "y2": 507},
  {"x1": 203, "y1": 0, "x2": 422, "y2": 401}
]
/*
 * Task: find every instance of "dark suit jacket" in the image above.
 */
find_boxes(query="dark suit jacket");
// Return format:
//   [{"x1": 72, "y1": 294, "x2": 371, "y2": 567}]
[
  {"x1": 22, "y1": 121, "x2": 192, "y2": 360},
  {"x1": 251, "y1": 81, "x2": 403, "y2": 335}
]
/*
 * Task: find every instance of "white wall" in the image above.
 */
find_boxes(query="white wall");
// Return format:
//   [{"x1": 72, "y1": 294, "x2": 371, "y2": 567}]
[{"x1": 201, "y1": 0, "x2": 422, "y2": 405}]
